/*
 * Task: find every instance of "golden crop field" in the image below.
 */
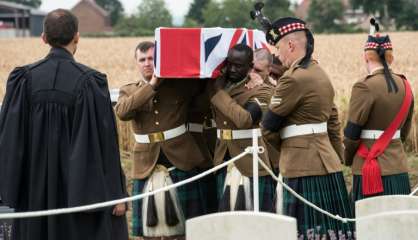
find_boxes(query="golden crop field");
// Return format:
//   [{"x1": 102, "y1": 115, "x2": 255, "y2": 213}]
[
  {"x1": 1, "y1": 33, "x2": 417, "y2": 189},
  {"x1": 1, "y1": 33, "x2": 418, "y2": 238}
]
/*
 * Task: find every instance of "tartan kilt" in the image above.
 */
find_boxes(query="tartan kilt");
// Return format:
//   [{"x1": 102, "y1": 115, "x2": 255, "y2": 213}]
[
  {"x1": 199, "y1": 170, "x2": 219, "y2": 213},
  {"x1": 283, "y1": 172, "x2": 355, "y2": 240},
  {"x1": 216, "y1": 168, "x2": 276, "y2": 212},
  {"x1": 351, "y1": 173, "x2": 411, "y2": 202},
  {"x1": 131, "y1": 168, "x2": 207, "y2": 237}
]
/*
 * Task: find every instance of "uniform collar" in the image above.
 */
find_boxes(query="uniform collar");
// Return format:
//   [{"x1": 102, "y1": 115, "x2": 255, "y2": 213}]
[
  {"x1": 283, "y1": 57, "x2": 316, "y2": 76},
  {"x1": 224, "y1": 76, "x2": 249, "y2": 93},
  {"x1": 289, "y1": 56, "x2": 305, "y2": 69},
  {"x1": 47, "y1": 47, "x2": 75, "y2": 61},
  {"x1": 369, "y1": 66, "x2": 385, "y2": 75}
]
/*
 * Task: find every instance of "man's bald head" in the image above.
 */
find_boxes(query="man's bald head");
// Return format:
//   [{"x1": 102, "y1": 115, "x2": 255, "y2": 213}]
[
  {"x1": 254, "y1": 48, "x2": 273, "y2": 65},
  {"x1": 253, "y1": 48, "x2": 273, "y2": 81},
  {"x1": 281, "y1": 31, "x2": 307, "y2": 54},
  {"x1": 276, "y1": 31, "x2": 308, "y2": 68}
]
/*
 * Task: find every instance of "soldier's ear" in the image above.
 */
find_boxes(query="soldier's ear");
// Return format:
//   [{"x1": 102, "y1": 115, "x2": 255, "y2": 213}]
[
  {"x1": 288, "y1": 40, "x2": 295, "y2": 52},
  {"x1": 41, "y1": 32, "x2": 48, "y2": 44},
  {"x1": 73, "y1": 32, "x2": 80, "y2": 44}
]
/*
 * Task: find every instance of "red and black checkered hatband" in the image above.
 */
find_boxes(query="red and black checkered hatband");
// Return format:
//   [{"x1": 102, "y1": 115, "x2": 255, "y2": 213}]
[
  {"x1": 278, "y1": 22, "x2": 306, "y2": 36},
  {"x1": 365, "y1": 35, "x2": 393, "y2": 51},
  {"x1": 266, "y1": 17, "x2": 308, "y2": 45}
]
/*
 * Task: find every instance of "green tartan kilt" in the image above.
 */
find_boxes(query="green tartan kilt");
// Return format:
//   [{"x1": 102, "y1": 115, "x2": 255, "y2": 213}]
[
  {"x1": 131, "y1": 168, "x2": 207, "y2": 237},
  {"x1": 283, "y1": 172, "x2": 355, "y2": 240},
  {"x1": 216, "y1": 168, "x2": 276, "y2": 212},
  {"x1": 351, "y1": 173, "x2": 411, "y2": 202}
]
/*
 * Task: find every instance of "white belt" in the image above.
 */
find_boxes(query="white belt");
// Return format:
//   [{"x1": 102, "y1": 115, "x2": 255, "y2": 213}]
[
  {"x1": 134, "y1": 124, "x2": 187, "y2": 143},
  {"x1": 187, "y1": 123, "x2": 204, "y2": 133},
  {"x1": 210, "y1": 119, "x2": 217, "y2": 128},
  {"x1": 203, "y1": 119, "x2": 217, "y2": 129},
  {"x1": 280, "y1": 122, "x2": 327, "y2": 139},
  {"x1": 361, "y1": 130, "x2": 401, "y2": 140},
  {"x1": 217, "y1": 128, "x2": 261, "y2": 140}
]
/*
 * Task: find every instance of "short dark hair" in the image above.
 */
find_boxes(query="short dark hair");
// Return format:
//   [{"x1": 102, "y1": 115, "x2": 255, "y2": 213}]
[
  {"x1": 134, "y1": 41, "x2": 155, "y2": 58},
  {"x1": 43, "y1": 9, "x2": 78, "y2": 48},
  {"x1": 229, "y1": 44, "x2": 254, "y2": 64}
]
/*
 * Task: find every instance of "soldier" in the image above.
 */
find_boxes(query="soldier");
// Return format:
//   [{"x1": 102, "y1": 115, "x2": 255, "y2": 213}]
[
  {"x1": 245, "y1": 48, "x2": 282, "y2": 175},
  {"x1": 0, "y1": 9, "x2": 127, "y2": 240},
  {"x1": 250, "y1": 48, "x2": 277, "y2": 87},
  {"x1": 344, "y1": 19, "x2": 414, "y2": 201},
  {"x1": 261, "y1": 17, "x2": 354, "y2": 238},
  {"x1": 187, "y1": 79, "x2": 218, "y2": 213},
  {"x1": 270, "y1": 56, "x2": 288, "y2": 82},
  {"x1": 209, "y1": 44, "x2": 275, "y2": 213},
  {"x1": 115, "y1": 42, "x2": 208, "y2": 240}
]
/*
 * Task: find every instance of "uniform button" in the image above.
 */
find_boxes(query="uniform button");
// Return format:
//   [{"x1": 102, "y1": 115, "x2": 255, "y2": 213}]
[
  {"x1": 155, "y1": 121, "x2": 160, "y2": 125},
  {"x1": 153, "y1": 99, "x2": 158, "y2": 103},
  {"x1": 223, "y1": 121, "x2": 227, "y2": 125},
  {"x1": 154, "y1": 110, "x2": 159, "y2": 114}
]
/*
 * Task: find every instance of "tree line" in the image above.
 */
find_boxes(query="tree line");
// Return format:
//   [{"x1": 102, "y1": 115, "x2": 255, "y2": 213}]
[{"x1": 5, "y1": 0, "x2": 418, "y2": 35}]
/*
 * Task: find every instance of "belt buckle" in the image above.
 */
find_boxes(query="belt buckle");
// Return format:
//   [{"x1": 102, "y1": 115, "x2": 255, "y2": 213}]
[
  {"x1": 221, "y1": 129, "x2": 232, "y2": 140},
  {"x1": 149, "y1": 132, "x2": 165, "y2": 143}
]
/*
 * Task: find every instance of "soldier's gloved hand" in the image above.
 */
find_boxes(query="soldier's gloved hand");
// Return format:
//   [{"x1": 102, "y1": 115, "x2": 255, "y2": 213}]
[{"x1": 246, "y1": 72, "x2": 264, "y2": 90}]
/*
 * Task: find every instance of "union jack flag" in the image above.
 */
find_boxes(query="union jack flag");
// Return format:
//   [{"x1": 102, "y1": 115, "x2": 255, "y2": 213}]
[{"x1": 154, "y1": 28, "x2": 269, "y2": 79}]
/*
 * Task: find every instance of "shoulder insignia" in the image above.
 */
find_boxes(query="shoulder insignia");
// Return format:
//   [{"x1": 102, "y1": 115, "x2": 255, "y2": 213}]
[{"x1": 270, "y1": 96, "x2": 282, "y2": 105}]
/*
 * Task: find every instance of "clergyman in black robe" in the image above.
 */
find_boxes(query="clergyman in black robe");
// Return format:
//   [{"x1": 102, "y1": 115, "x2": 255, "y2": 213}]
[{"x1": 0, "y1": 9, "x2": 128, "y2": 240}]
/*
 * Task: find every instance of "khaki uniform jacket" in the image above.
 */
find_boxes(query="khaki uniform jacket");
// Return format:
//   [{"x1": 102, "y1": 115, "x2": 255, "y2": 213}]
[
  {"x1": 344, "y1": 69, "x2": 414, "y2": 176},
  {"x1": 115, "y1": 79, "x2": 206, "y2": 179},
  {"x1": 264, "y1": 60, "x2": 343, "y2": 178},
  {"x1": 211, "y1": 77, "x2": 272, "y2": 177},
  {"x1": 263, "y1": 77, "x2": 280, "y2": 170},
  {"x1": 187, "y1": 81, "x2": 214, "y2": 168}
]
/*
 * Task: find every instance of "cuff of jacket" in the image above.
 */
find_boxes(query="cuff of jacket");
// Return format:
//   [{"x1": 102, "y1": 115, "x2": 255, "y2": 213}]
[
  {"x1": 210, "y1": 89, "x2": 231, "y2": 111},
  {"x1": 343, "y1": 137, "x2": 360, "y2": 166},
  {"x1": 131, "y1": 83, "x2": 156, "y2": 110}
]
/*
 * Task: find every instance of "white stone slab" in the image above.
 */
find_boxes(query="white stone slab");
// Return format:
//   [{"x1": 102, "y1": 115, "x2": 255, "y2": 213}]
[
  {"x1": 355, "y1": 195, "x2": 418, "y2": 217},
  {"x1": 186, "y1": 212, "x2": 297, "y2": 240},
  {"x1": 356, "y1": 210, "x2": 418, "y2": 240}
]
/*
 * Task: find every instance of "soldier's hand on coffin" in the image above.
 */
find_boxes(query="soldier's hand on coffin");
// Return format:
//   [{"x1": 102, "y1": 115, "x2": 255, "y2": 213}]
[
  {"x1": 246, "y1": 72, "x2": 264, "y2": 90},
  {"x1": 149, "y1": 75, "x2": 163, "y2": 90},
  {"x1": 112, "y1": 203, "x2": 127, "y2": 216}
]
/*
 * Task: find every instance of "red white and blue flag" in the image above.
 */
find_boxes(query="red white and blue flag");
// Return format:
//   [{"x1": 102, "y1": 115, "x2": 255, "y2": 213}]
[{"x1": 154, "y1": 28, "x2": 269, "y2": 79}]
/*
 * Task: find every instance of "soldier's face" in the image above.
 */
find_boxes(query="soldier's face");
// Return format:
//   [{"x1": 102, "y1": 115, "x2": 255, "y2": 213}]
[
  {"x1": 226, "y1": 50, "x2": 252, "y2": 83},
  {"x1": 276, "y1": 39, "x2": 292, "y2": 68},
  {"x1": 252, "y1": 59, "x2": 271, "y2": 81},
  {"x1": 136, "y1": 48, "x2": 154, "y2": 81}
]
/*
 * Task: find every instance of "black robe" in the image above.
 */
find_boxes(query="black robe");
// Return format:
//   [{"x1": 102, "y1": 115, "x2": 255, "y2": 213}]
[{"x1": 0, "y1": 48, "x2": 128, "y2": 240}]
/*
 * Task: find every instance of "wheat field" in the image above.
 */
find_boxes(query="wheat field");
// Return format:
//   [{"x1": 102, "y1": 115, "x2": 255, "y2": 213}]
[
  {"x1": 1, "y1": 33, "x2": 417, "y2": 237},
  {"x1": 1, "y1": 32, "x2": 417, "y2": 185}
]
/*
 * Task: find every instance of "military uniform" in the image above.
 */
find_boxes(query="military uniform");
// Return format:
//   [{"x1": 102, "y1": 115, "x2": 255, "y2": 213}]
[
  {"x1": 210, "y1": 76, "x2": 276, "y2": 212},
  {"x1": 115, "y1": 78, "x2": 207, "y2": 238},
  {"x1": 186, "y1": 79, "x2": 218, "y2": 213},
  {"x1": 261, "y1": 17, "x2": 353, "y2": 239},
  {"x1": 344, "y1": 25, "x2": 414, "y2": 202}
]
